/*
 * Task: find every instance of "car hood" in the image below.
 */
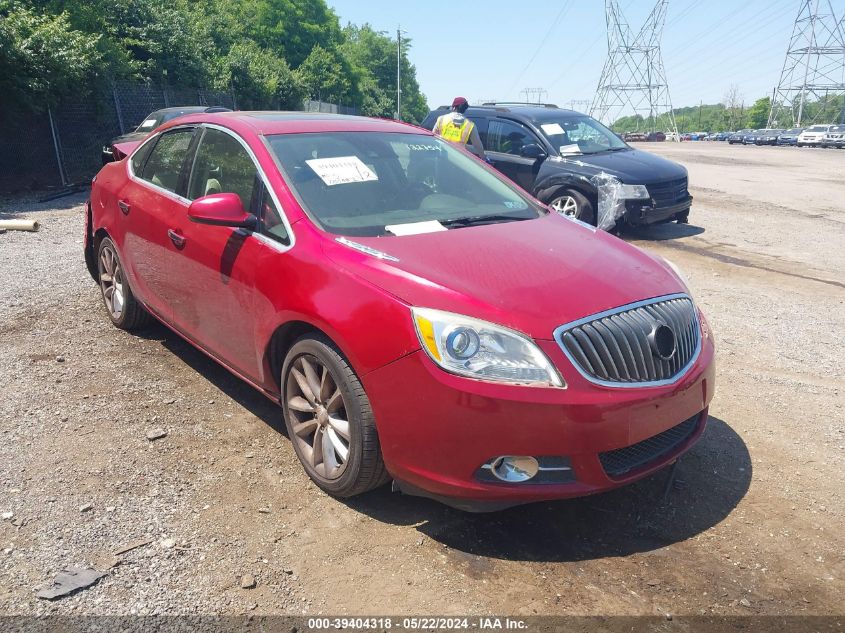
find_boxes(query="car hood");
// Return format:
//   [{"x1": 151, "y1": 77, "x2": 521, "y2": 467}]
[
  {"x1": 543, "y1": 148, "x2": 686, "y2": 184},
  {"x1": 321, "y1": 213, "x2": 686, "y2": 339}
]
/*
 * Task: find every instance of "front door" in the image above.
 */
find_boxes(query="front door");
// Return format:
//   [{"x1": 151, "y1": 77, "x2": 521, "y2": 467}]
[
  {"x1": 484, "y1": 119, "x2": 544, "y2": 192},
  {"x1": 166, "y1": 126, "x2": 270, "y2": 380}
]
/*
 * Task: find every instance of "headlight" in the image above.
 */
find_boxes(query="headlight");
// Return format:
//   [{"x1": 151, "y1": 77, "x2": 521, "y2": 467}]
[
  {"x1": 618, "y1": 183, "x2": 650, "y2": 200},
  {"x1": 412, "y1": 307, "x2": 564, "y2": 387}
]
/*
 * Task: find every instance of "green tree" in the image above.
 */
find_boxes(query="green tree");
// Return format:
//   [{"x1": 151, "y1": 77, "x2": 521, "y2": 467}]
[
  {"x1": 295, "y1": 44, "x2": 353, "y2": 104},
  {"x1": 339, "y1": 24, "x2": 428, "y2": 122},
  {"x1": 219, "y1": 40, "x2": 302, "y2": 110},
  {"x1": 0, "y1": 0, "x2": 101, "y2": 108},
  {"x1": 745, "y1": 97, "x2": 771, "y2": 129}
]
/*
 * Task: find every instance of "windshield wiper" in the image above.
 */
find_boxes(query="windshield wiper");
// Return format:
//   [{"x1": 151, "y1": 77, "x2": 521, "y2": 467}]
[{"x1": 439, "y1": 214, "x2": 529, "y2": 228}]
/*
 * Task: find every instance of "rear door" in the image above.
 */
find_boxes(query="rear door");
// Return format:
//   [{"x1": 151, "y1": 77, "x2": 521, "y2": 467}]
[
  {"x1": 119, "y1": 126, "x2": 197, "y2": 321},
  {"x1": 484, "y1": 119, "x2": 544, "y2": 191}
]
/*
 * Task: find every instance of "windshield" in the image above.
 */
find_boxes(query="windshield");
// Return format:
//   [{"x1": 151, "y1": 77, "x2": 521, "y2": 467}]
[
  {"x1": 535, "y1": 116, "x2": 628, "y2": 155},
  {"x1": 786, "y1": 128, "x2": 803, "y2": 134},
  {"x1": 268, "y1": 132, "x2": 544, "y2": 237},
  {"x1": 829, "y1": 125, "x2": 845, "y2": 133},
  {"x1": 807, "y1": 126, "x2": 828, "y2": 132}
]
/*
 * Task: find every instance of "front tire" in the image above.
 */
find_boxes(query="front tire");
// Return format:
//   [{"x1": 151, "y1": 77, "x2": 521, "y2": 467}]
[
  {"x1": 97, "y1": 237, "x2": 151, "y2": 331},
  {"x1": 548, "y1": 189, "x2": 596, "y2": 225},
  {"x1": 281, "y1": 335, "x2": 389, "y2": 497}
]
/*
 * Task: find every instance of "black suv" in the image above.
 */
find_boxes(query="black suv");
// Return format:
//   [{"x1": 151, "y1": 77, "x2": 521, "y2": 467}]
[
  {"x1": 421, "y1": 103, "x2": 692, "y2": 228},
  {"x1": 102, "y1": 106, "x2": 232, "y2": 164}
]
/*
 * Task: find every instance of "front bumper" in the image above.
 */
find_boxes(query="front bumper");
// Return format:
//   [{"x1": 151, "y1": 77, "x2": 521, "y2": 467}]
[
  {"x1": 624, "y1": 196, "x2": 692, "y2": 225},
  {"x1": 364, "y1": 329, "x2": 716, "y2": 511}
]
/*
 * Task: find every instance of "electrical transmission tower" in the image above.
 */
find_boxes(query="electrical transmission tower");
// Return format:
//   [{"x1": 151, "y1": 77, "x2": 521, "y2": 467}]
[
  {"x1": 590, "y1": 0, "x2": 678, "y2": 136},
  {"x1": 768, "y1": 0, "x2": 845, "y2": 127}
]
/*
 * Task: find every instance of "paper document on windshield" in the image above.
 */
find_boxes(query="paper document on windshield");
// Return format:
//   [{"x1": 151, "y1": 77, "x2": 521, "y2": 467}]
[
  {"x1": 541, "y1": 123, "x2": 565, "y2": 136},
  {"x1": 306, "y1": 156, "x2": 378, "y2": 186},
  {"x1": 559, "y1": 144, "x2": 582, "y2": 155},
  {"x1": 385, "y1": 220, "x2": 447, "y2": 236}
]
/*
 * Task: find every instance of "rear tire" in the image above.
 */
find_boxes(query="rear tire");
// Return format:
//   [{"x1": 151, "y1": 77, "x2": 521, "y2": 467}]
[
  {"x1": 97, "y1": 237, "x2": 151, "y2": 331},
  {"x1": 281, "y1": 335, "x2": 389, "y2": 498}
]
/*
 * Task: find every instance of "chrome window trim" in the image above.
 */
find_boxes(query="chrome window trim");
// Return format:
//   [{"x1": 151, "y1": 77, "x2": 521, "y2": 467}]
[
  {"x1": 552, "y1": 292, "x2": 701, "y2": 389},
  {"x1": 199, "y1": 123, "x2": 296, "y2": 252},
  {"x1": 126, "y1": 126, "x2": 194, "y2": 206},
  {"x1": 125, "y1": 123, "x2": 296, "y2": 252}
]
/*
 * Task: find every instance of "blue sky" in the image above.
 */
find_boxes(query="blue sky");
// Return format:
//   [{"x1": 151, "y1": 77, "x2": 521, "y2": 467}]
[{"x1": 327, "y1": 0, "x2": 804, "y2": 112}]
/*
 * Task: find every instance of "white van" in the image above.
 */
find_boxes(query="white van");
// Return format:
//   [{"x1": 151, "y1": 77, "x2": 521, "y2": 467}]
[{"x1": 797, "y1": 125, "x2": 832, "y2": 147}]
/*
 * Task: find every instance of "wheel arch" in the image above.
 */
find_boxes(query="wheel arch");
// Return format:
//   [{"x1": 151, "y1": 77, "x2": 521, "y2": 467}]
[
  {"x1": 263, "y1": 319, "x2": 342, "y2": 396},
  {"x1": 534, "y1": 176, "x2": 597, "y2": 206}
]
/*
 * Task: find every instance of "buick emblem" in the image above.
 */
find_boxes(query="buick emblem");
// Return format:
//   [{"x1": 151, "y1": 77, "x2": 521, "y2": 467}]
[{"x1": 648, "y1": 323, "x2": 677, "y2": 360}]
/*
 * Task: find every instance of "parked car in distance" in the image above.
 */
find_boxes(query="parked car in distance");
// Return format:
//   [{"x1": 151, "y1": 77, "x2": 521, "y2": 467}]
[
  {"x1": 665, "y1": 132, "x2": 680, "y2": 142},
  {"x1": 85, "y1": 111, "x2": 715, "y2": 511},
  {"x1": 776, "y1": 128, "x2": 804, "y2": 145},
  {"x1": 421, "y1": 103, "x2": 693, "y2": 227},
  {"x1": 102, "y1": 106, "x2": 232, "y2": 164},
  {"x1": 742, "y1": 130, "x2": 762, "y2": 145},
  {"x1": 797, "y1": 124, "x2": 832, "y2": 147},
  {"x1": 821, "y1": 124, "x2": 845, "y2": 148},
  {"x1": 728, "y1": 129, "x2": 752, "y2": 144},
  {"x1": 646, "y1": 131, "x2": 666, "y2": 142},
  {"x1": 754, "y1": 129, "x2": 784, "y2": 146},
  {"x1": 623, "y1": 132, "x2": 647, "y2": 142}
]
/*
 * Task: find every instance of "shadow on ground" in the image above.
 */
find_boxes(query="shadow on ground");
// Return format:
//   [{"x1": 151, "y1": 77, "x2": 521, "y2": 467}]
[
  {"x1": 132, "y1": 320, "x2": 748, "y2": 566},
  {"x1": 623, "y1": 222, "x2": 705, "y2": 241}
]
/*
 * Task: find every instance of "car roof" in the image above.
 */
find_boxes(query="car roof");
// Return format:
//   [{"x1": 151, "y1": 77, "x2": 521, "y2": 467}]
[
  {"x1": 466, "y1": 105, "x2": 584, "y2": 123},
  {"x1": 157, "y1": 111, "x2": 425, "y2": 136}
]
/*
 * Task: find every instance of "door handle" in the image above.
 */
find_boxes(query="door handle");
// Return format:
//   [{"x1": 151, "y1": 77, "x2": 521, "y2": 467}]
[
  {"x1": 167, "y1": 229, "x2": 186, "y2": 249},
  {"x1": 118, "y1": 200, "x2": 130, "y2": 216}
]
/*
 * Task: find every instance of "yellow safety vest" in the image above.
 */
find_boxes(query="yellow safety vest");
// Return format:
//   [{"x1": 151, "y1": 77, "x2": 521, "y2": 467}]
[{"x1": 438, "y1": 115, "x2": 475, "y2": 144}]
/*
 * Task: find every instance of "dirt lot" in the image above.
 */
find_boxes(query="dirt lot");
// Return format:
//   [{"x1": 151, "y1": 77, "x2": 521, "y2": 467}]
[{"x1": 0, "y1": 142, "x2": 843, "y2": 618}]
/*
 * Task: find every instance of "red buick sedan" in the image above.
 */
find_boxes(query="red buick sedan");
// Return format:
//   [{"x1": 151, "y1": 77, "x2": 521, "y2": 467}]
[{"x1": 84, "y1": 111, "x2": 715, "y2": 511}]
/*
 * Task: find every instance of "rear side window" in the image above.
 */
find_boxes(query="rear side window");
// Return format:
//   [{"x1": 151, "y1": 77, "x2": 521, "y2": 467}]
[
  {"x1": 130, "y1": 140, "x2": 155, "y2": 175},
  {"x1": 188, "y1": 128, "x2": 257, "y2": 211},
  {"x1": 487, "y1": 120, "x2": 537, "y2": 155},
  {"x1": 139, "y1": 129, "x2": 195, "y2": 194}
]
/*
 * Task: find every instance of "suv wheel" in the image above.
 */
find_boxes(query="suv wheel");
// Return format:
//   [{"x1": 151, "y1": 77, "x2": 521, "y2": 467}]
[{"x1": 549, "y1": 189, "x2": 596, "y2": 225}]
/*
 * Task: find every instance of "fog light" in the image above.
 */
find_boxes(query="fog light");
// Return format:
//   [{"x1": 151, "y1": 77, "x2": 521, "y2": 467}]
[{"x1": 490, "y1": 456, "x2": 539, "y2": 483}]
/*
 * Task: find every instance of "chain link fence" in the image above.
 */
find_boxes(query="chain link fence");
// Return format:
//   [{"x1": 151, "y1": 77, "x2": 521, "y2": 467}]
[{"x1": 0, "y1": 82, "x2": 357, "y2": 193}]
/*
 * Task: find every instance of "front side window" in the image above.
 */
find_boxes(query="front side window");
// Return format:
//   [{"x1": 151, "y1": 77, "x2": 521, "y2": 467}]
[
  {"x1": 537, "y1": 116, "x2": 629, "y2": 155},
  {"x1": 139, "y1": 129, "x2": 195, "y2": 193},
  {"x1": 486, "y1": 120, "x2": 538, "y2": 155},
  {"x1": 268, "y1": 132, "x2": 544, "y2": 237},
  {"x1": 188, "y1": 128, "x2": 257, "y2": 209}
]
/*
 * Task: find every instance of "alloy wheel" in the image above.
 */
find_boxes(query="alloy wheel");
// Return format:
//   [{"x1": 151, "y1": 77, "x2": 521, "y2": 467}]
[
  {"x1": 550, "y1": 195, "x2": 579, "y2": 217},
  {"x1": 98, "y1": 243, "x2": 125, "y2": 320},
  {"x1": 285, "y1": 354, "x2": 351, "y2": 480}
]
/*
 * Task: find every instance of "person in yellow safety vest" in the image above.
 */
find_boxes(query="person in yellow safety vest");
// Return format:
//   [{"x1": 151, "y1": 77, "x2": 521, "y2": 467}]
[{"x1": 432, "y1": 97, "x2": 485, "y2": 158}]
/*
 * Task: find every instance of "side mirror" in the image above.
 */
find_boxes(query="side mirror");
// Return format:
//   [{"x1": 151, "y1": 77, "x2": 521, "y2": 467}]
[
  {"x1": 188, "y1": 193, "x2": 257, "y2": 230},
  {"x1": 520, "y1": 143, "x2": 546, "y2": 159}
]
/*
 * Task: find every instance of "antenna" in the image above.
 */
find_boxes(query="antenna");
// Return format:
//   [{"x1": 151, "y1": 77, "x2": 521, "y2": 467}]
[
  {"x1": 768, "y1": 0, "x2": 845, "y2": 127},
  {"x1": 590, "y1": 0, "x2": 679, "y2": 137}
]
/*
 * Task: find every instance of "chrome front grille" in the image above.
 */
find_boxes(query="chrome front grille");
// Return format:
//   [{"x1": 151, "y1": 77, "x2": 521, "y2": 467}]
[{"x1": 554, "y1": 294, "x2": 700, "y2": 387}]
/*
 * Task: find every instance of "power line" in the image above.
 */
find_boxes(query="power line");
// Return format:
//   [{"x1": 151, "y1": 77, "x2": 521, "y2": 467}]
[{"x1": 507, "y1": 1, "x2": 574, "y2": 96}]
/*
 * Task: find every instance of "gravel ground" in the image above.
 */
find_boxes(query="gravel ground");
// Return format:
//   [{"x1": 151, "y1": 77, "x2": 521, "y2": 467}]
[{"x1": 0, "y1": 142, "x2": 843, "y2": 617}]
